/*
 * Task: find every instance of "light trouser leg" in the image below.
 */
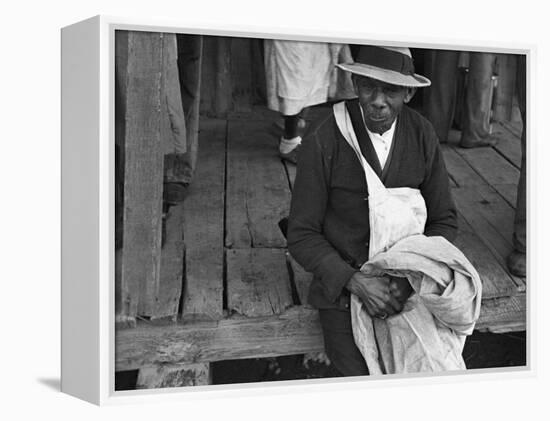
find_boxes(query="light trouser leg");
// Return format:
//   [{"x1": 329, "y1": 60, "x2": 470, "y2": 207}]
[{"x1": 460, "y1": 52, "x2": 497, "y2": 147}]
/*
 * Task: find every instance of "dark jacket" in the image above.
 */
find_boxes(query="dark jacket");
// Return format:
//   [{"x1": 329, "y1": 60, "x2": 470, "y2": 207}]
[{"x1": 287, "y1": 99, "x2": 457, "y2": 309}]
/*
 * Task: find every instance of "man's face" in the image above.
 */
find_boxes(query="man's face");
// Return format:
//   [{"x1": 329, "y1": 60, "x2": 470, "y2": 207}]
[{"x1": 353, "y1": 76, "x2": 416, "y2": 135}]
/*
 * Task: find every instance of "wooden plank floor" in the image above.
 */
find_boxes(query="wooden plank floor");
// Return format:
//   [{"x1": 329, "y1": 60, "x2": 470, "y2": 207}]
[{"x1": 182, "y1": 112, "x2": 526, "y2": 335}]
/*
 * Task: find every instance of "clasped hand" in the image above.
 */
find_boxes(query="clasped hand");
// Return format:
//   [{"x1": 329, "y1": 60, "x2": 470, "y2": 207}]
[{"x1": 346, "y1": 272, "x2": 413, "y2": 319}]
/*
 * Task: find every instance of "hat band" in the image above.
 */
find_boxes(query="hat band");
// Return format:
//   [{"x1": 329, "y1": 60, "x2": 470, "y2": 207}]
[{"x1": 357, "y1": 46, "x2": 415, "y2": 76}]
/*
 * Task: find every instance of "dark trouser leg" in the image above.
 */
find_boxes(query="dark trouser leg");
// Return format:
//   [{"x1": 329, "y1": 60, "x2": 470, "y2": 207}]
[
  {"x1": 460, "y1": 52, "x2": 497, "y2": 147},
  {"x1": 318, "y1": 309, "x2": 369, "y2": 377},
  {"x1": 423, "y1": 49, "x2": 460, "y2": 143},
  {"x1": 508, "y1": 55, "x2": 526, "y2": 276},
  {"x1": 513, "y1": 127, "x2": 526, "y2": 253}
]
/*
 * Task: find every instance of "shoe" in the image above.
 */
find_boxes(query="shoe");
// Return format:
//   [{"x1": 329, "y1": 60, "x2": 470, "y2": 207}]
[
  {"x1": 459, "y1": 137, "x2": 497, "y2": 148},
  {"x1": 507, "y1": 250, "x2": 526, "y2": 277},
  {"x1": 279, "y1": 143, "x2": 301, "y2": 165},
  {"x1": 279, "y1": 136, "x2": 302, "y2": 164}
]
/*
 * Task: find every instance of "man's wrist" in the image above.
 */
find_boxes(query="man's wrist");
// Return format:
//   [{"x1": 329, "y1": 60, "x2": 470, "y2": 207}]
[{"x1": 345, "y1": 271, "x2": 361, "y2": 292}]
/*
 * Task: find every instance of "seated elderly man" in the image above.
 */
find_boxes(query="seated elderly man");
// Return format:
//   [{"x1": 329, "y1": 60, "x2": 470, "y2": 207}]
[{"x1": 287, "y1": 45, "x2": 458, "y2": 376}]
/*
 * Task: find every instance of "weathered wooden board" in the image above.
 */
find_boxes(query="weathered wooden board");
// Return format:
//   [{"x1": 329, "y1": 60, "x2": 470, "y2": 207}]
[
  {"x1": 226, "y1": 120, "x2": 291, "y2": 248},
  {"x1": 119, "y1": 32, "x2": 164, "y2": 319},
  {"x1": 136, "y1": 363, "x2": 211, "y2": 388},
  {"x1": 115, "y1": 30, "x2": 129, "y2": 151},
  {"x1": 198, "y1": 36, "x2": 218, "y2": 117},
  {"x1": 230, "y1": 37, "x2": 253, "y2": 113},
  {"x1": 500, "y1": 118, "x2": 523, "y2": 139},
  {"x1": 116, "y1": 307, "x2": 324, "y2": 370},
  {"x1": 152, "y1": 203, "x2": 185, "y2": 319},
  {"x1": 453, "y1": 184, "x2": 515, "y2": 252},
  {"x1": 492, "y1": 121, "x2": 522, "y2": 169},
  {"x1": 453, "y1": 186, "x2": 525, "y2": 291},
  {"x1": 476, "y1": 294, "x2": 526, "y2": 333},
  {"x1": 199, "y1": 36, "x2": 233, "y2": 118},
  {"x1": 228, "y1": 106, "x2": 281, "y2": 122},
  {"x1": 493, "y1": 183, "x2": 518, "y2": 208},
  {"x1": 288, "y1": 254, "x2": 313, "y2": 307},
  {"x1": 455, "y1": 145, "x2": 519, "y2": 186},
  {"x1": 441, "y1": 144, "x2": 487, "y2": 187},
  {"x1": 455, "y1": 214, "x2": 518, "y2": 298},
  {"x1": 116, "y1": 291, "x2": 525, "y2": 371},
  {"x1": 181, "y1": 119, "x2": 226, "y2": 321},
  {"x1": 226, "y1": 248, "x2": 293, "y2": 317},
  {"x1": 250, "y1": 38, "x2": 267, "y2": 105},
  {"x1": 214, "y1": 37, "x2": 232, "y2": 116}
]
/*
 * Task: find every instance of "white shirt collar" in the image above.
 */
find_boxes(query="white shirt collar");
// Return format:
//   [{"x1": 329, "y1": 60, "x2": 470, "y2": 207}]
[
  {"x1": 358, "y1": 107, "x2": 397, "y2": 169},
  {"x1": 364, "y1": 118, "x2": 397, "y2": 144}
]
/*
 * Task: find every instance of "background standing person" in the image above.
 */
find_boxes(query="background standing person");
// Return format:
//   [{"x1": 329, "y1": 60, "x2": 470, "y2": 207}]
[
  {"x1": 264, "y1": 39, "x2": 355, "y2": 164},
  {"x1": 423, "y1": 50, "x2": 499, "y2": 148},
  {"x1": 507, "y1": 54, "x2": 527, "y2": 277},
  {"x1": 459, "y1": 52, "x2": 498, "y2": 148},
  {"x1": 163, "y1": 34, "x2": 204, "y2": 205}
]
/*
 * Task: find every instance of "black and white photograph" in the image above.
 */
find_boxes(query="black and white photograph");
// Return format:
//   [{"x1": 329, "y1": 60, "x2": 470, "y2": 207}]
[
  {"x1": 113, "y1": 29, "x2": 527, "y2": 390},
  {"x1": 6, "y1": 0, "x2": 550, "y2": 418}
]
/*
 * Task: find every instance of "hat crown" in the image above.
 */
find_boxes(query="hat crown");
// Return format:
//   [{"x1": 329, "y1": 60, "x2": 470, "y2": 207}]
[
  {"x1": 356, "y1": 45, "x2": 415, "y2": 76},
  {"x1": 382, "y1": 46, "x2": 412, "y2": 58}
]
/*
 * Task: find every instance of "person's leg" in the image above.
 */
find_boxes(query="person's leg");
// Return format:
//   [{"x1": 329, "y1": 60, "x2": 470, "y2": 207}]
[
  {"x1": 507, "y1": 54, "x2": 527, "y2": 277},
  {"x1": 164, "y1": 34, "x2": 203, "y2": 205},
  {"x1": 460, "y1": 52, "x2": 497, "y2": 148},
  {"x1": 318, "y1": 309, "x2": 369, "y2": 377},
  {"x1": 176, "y1": 34, "x2": 203, "y2": 185},
  {"x1": 423, "y1": 49, "x2": 460, "y2": 143},
  {"x1": 279, "y1": 112, "x2": 305, "y2": 164}
]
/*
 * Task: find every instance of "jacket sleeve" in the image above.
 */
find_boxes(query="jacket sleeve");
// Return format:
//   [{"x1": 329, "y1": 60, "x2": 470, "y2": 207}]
[
  {"x1": 421, "y1": 125, "x2": 458, "y2": 242},
  {"x1": 287, "y1": 129, "x2": 357, "y2": 304}
]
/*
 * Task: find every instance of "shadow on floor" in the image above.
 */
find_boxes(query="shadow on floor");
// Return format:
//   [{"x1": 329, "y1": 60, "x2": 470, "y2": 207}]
[{"x1": 37, "y1": 377, "x2": 61, "y2": 392}]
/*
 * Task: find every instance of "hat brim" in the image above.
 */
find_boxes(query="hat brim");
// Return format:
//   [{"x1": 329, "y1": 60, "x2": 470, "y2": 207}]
[{"x1": 337, "y1": 63, "x2": 431, "y2": 88}]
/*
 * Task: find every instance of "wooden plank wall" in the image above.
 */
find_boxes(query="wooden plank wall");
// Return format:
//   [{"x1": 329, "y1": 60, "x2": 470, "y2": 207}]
[{"x1": 200, "y1": 36, "x2": 265, "y2": 117}]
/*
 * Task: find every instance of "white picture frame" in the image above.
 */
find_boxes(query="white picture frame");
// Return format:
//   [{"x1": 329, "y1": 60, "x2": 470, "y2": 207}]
[{"x1": 61, "y1": 14, "x2": 534, "y2": 406}]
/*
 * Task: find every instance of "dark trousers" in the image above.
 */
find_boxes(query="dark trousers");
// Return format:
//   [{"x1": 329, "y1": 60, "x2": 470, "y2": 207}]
[
  {"x1": 514, "y1": 55, "x2": 527, "y2": 254},
  {"x1": 423, "y1": 50, "x2": 498, "y2": 145},
  {"x1": 423, "y1": 49, "x2": 460, "y2": 143},
  {"x1": 319, "y1": 309, "x2": 369, "y2": 377}
]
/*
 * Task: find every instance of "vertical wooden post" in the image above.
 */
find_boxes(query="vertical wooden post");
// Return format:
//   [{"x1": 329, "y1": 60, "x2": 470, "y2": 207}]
[
  {"x1": 231, "y1": 37, "x2": 253, "y2": 112},
  {"x1": 214, "y1": 37, "x2": 232, "y2": 116},
  {"x1": 118, "y1": 31, "x2": 164, "y2": 322},
  {"x1": 250, "y1": 38, "x2": 266, "y2": 105}
]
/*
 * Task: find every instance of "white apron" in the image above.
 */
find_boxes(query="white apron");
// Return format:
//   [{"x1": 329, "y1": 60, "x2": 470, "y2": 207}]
[{"x1": 333, "y1": 102, "x2": 481, "y2": 374}]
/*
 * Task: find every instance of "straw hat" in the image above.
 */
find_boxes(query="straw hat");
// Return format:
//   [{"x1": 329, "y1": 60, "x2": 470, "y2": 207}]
[{"x1": 337, "y1": 45, "x2": 431, "y2": 88}]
